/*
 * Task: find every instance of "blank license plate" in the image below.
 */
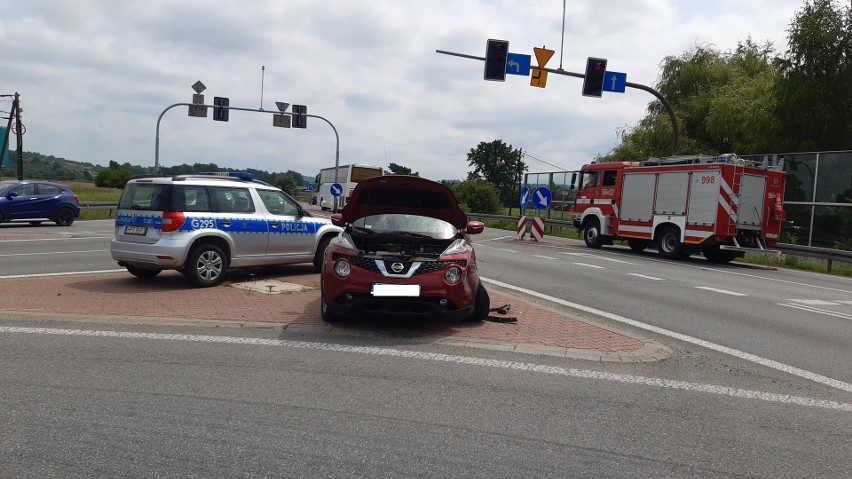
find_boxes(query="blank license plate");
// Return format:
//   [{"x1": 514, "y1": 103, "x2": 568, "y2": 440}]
[
  {"x1": 124, "y1": 225, "x2": 148, "y2": 236},
  {"x1": 371, "y1": 284, "x2": 420, "y2": 297}
]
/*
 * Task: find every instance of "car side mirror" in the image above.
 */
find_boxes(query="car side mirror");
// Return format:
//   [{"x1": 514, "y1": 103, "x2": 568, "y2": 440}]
[
  {"x1": 331, "y1": 213, "x2": 345, "y2": 227},
  {"x1": 6, "y1": 192, "x2": 18, "y2": 198},
  {"x1": 466, "y1": 220, "x2": 485, "y2": 235}
]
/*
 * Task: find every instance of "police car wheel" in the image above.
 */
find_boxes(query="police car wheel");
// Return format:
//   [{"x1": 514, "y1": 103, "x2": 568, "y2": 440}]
[
  {"x1": 314, "y1": 236, "x2": 333, "y2": 272},
  {"x1": 184, "y1": 244, "x2": 228, "y2": 287}
]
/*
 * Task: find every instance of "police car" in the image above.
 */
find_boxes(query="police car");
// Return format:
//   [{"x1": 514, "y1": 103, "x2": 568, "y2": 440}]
[{"x1": 110, "y1": 172, "x2": 341, "y2": 287}]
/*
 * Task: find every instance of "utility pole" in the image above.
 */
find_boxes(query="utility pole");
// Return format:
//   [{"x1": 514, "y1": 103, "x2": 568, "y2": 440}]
[
  {"x1": 0, "y1": 92, "x2": 23, "y2": 179},
  {"x1": 14, "y1": 93, "x2": 23, "y2": 180},
  {"x1": 509, "y1": 148, "x2": 523, "y2": 216}
]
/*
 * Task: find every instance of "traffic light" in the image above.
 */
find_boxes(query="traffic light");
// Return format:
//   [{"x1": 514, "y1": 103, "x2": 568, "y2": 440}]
[
  {"x1": 581, "y1": 57, "x2": 608, "y2": 98},
  {"x1": 213, "y1": 96, "x2": 229, "y2": 122},
  {"x1": 483, "y1": 39, "x2": 509, "y2": 82},
  {"x1": 292, "y1": 104, "x2": 307, "y2": 129}
]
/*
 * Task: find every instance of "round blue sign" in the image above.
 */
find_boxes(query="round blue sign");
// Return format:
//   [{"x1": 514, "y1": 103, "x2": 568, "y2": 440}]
[
  {"x1": 330, "y1": 183, "x2": 343, "y2": 197},
  {"x1": 520, "y1": 186, "x2": 530, "y2": 208},
  {"x1": 532, "y1": 187, "x2": 552, "y2": 210}
]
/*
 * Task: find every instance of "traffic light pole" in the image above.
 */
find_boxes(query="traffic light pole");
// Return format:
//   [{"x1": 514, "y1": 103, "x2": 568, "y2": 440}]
[
  {"x1": 436, "y1": 49, "x2": 680, "y2": 154},
  {"x1": 154, "y1": 103, "x2": 340, "y2": 192}
]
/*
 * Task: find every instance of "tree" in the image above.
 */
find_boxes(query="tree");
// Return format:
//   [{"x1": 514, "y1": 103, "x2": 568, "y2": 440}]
[
  {"x1": 273, "y1": 170, "x2": 302, "y2": 195},
  {"x1": 94, "y1": 160, "x2": 133, "y2": 188},
  {"x1": 466, "y1": 140, "x2": 525, "y2": 206},
  {"x1": 274, "y1": 174, "x2": 298, "y2": 196},
  {"x1": 600, "y1": 40, "x2": 780, "y2": 161},
  {"x1": 387, "y1": 162, "x2": 418, "y2": 176},
  {"x1": 775, "y1": 0, "x2": 852, "y2": 151},
  {"x1": 453, "y1": 180, "x2": 501, "y2": 214}
]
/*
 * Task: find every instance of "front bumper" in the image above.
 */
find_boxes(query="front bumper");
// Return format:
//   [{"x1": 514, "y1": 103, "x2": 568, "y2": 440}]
[{"x1": 322, "y1": 252, "x2": 476, "y2": 320}]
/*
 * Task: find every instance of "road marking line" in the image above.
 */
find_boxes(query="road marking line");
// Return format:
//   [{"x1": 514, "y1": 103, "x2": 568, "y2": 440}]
[
  {"x1": 573, "y1": 263, "x2": 605, "y2": 269},
  {"x1": 0, "y1": 249, "x2": 108, "y2": 257},
  {"x1": 0, "y1": 269, "x2": 125, "y2": 280},
  {"x1": 478, "y1": 235, "x2": 516, "y2": 243},
  {"x1": 0, "y1": 325, "x2": 849, "y2": 412},
  {"x1": 628, "y1": 273, "x2": 665, "y2": 281},
  {"x1": 698, "y1": 266, "x2": 852, "y2": 294},
  {"x1": 481, "y1": 277, "x2": 852, "y2": 393},
  {"x1": 695, "y1": 286, "x2": 746, "y2": 296},
  {"x1": 533, "y1": 255, "x2": 558, "y2": 260},
  {"x1": 789, "y1": 299, "x2": 838, "y2": 306},
  {"x1": 780, "y1": 303, "x2": 852, "y2": 321},
  {"x1": 0, "y1": 235, "x2": 113, "y2": 242}
]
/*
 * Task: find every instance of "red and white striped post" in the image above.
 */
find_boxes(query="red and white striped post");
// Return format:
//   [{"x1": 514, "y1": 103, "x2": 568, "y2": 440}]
[
  {"x1": 516, "y1": 216, "x2": 527, "y2": 240},
  {"x1": 530, "y1": 217, "x2": 546, "y2": 241}
]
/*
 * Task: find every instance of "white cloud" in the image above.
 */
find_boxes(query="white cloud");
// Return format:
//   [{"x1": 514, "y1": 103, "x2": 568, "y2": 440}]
[{"x1": 1, "y1": 0, "x2": 804, "y2": 180}]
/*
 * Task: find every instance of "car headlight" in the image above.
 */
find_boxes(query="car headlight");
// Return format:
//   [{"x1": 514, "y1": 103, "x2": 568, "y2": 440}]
[
  {"x1": 440, "y1": 239, "x2": 467, "y2": 257},
  {"x1": 444, "y1": 265, "x2": 462, "y2": 284},
  {"x1": 334, "y1": 259, "x2": 351, "y2": 278},
  {"x1": 336, "y1": 232, "x2": 358, "y2": 252}
]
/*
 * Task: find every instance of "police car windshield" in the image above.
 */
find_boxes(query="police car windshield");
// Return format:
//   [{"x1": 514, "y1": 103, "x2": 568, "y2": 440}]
[{"x1": 352, "y1": 214, "x2": 456, "y2": 240}]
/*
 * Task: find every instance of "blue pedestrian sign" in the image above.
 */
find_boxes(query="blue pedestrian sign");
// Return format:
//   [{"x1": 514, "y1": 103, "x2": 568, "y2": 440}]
[
  {"x1": 520, "y1": 186, "x2": 530, "y2": 208},
  {"x1": 330, "y1": 183, "x2": 343, "y2": 197},
  {"x1": 603, "y1": 71, "x2": 627, "y2": 93},
  {"x1": 506, "y1": 53, "x2": 531, "y2": 76},
  {"x1": 532, "y1": 186, "x2": 552, "y2": 210}
]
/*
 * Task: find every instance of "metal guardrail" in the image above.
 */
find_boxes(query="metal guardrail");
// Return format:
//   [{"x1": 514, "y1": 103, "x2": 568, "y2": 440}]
[
  {"x1": 80, "y1": 206, "x2": 849, "y2": 270},
  {"x1": 466, "y1": 212, "x2": 852, "y2": 271}
]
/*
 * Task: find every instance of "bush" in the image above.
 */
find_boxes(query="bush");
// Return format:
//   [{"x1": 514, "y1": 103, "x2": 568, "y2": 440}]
[{"x1": 454, "y1": 180, "x2": 501, "y2": 214}]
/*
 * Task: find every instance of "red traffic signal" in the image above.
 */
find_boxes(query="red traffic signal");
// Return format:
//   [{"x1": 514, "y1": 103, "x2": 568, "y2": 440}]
[
  {"x1": 484, "y1": 39, "x2": 509, "y2": 82},
  {"x1": 581, "y1": 57, "x2": 608, "y2": 98}
]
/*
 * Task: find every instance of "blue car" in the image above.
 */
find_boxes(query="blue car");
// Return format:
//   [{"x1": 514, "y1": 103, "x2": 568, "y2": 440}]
[{"x1": 0, "y1": 180, "x2": 81, "y2": 226}]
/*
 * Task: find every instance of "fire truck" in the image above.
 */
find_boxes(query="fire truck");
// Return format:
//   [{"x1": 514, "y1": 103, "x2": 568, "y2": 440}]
[{"x1": 572, "y1": 154, "x2": 786, "y2": 263}]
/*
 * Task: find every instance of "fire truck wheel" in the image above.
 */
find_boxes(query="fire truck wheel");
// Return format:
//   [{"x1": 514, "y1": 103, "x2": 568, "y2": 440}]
[
  {"x1": 702, "y1": 245, "x2": 738, "y2": 264},
  {"x1": 657, "y1": 225, "x2": 686, "y2": 260},
  {"x1": 583, "y1": 218, "x2": 604, "y2": 249},
  {"x1": 627, "y1": 238, "x2": 650, "y2": 252}
]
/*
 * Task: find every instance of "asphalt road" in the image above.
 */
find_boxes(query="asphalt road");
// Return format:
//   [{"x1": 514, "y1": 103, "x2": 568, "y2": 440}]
[
  {"x1": 1, "y1": 321, "x2": 850, "y2": 478},
  {"x1": 473, "y1": 230, "x2": 852, "y2": 386},
  {"x1": 1, "y1": 218, "x2": 851, "y2": 477}
]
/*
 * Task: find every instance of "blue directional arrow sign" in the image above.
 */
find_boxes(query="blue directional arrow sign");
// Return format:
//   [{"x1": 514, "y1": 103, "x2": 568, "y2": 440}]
[
  {"x1": 520, "y1": 186, "x2": 530, "y2": 208},
  {"x1": 506, "y1": 53, "x2": 531, "y2": 76},
  {"x1": 330, "y1": 183, "x2": 343, "y2": 197},
  {"x1": 603, "y1": 71, "x2": 627, "y2": 93},
  {"x1": 306, "y1": 184, "x2": 315, "y2": 191},
  {"x1": 532, "y1": 186, "x2": 552, "y2": 210}
]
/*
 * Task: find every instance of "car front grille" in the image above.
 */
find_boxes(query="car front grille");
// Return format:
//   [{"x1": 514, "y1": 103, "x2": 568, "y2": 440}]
[{"x1": 332, "y1": 253, "x2": 466, "y2": 276}]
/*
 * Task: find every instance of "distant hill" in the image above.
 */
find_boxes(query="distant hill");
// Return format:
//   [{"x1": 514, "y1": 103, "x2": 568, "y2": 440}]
[{"x1": 0, "y1": 151, "x2": 309, "y2": 185}]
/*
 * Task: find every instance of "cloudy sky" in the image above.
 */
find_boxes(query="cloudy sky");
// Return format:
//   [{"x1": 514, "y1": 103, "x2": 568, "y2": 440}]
[{"x1": 2, "y1": 0, "x2": 806, "y2": 181}]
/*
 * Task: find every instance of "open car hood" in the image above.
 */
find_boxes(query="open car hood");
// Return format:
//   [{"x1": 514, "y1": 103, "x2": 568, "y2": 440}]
[{"x1": 340, "y1": 175, "x2": 468, "y2": 229}]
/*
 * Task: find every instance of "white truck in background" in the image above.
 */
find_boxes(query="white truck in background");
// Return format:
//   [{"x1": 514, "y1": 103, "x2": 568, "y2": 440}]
[{"x1": 316, "y1": 164, "x2": 384, "y2": 211}]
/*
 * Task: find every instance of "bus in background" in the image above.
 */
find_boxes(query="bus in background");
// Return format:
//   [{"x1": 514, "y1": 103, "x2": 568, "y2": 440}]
[{"x1": 316, "y1": 164, "x2": 384, "y2": 211}]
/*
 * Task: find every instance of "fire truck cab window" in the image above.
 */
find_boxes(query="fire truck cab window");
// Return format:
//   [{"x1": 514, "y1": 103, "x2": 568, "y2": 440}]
[
  {"x1": 581, "y1": 171, "x2": 599, "y2": 190},
  {"x1": 603, "y1": 170, "x2": 617, "y2": 186}
]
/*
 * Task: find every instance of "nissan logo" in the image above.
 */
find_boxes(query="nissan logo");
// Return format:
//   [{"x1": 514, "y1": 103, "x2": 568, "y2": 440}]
[{"x1": 391, "y1": 262, "x2": 405, "y2": 273}]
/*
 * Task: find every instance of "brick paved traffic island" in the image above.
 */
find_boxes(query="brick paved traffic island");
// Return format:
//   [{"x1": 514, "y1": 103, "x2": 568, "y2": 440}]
[{"x1": 0, "y1": 266, "x2": 669, "y2": 362}]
